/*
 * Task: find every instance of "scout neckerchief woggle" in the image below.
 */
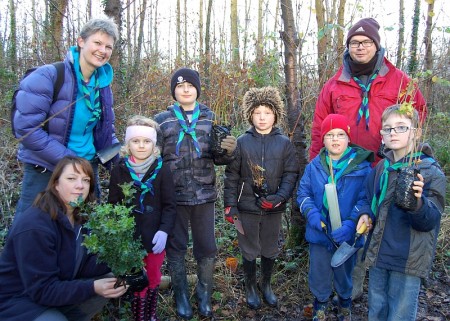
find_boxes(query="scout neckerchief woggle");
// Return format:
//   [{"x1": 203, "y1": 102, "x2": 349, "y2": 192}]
[
  {"x1": 125, "y1": 155, "x2": 163, "y2": 213},
  {"x1": 321, "y1": 147, "x2": 356, "y2": 219},
  {"x1": 371, "y1": 151, "x2": 426, "y2": 215},
  {"x1": 78, "y1": 65, "x2": 101, "y2": 134},
  {"x1": 172, "y1": 101, "x2": 202, "y2": 157},
  {"x1": 353, "y1": 69, "x2": 379, "y2": 130}
]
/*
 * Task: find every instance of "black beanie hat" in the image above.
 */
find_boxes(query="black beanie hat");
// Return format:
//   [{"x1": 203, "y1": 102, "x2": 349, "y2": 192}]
[
  {"x1": 170, "y1": 68, "x2": 201, "y2": 100},
  {"x1": 346, "y1": 18, "x2": 381, "y2": 50}
]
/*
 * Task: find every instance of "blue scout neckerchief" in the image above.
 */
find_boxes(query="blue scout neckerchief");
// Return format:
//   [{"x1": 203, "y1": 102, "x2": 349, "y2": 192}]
[
  {"x1": 172, "y1": 101, "x2": 201, "y2": 157},
  {"x1": 353, "y1": 69, "x2": 379, "y2": 130},
  {"x1": 125, "y1": 155, "x2": 163, "y2": 212},
  {"x1": 78, "y1": 66, "x2": 101, "y2": 134},
  {"x1": 321, "y1": 147, "x2": 356, "y2": 219}
]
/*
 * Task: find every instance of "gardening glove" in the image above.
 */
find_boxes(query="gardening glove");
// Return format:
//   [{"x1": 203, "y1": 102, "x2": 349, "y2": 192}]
[
  {"x1": 256, "y1": 194, "x2": 285, "y2": 210},
  {"x1": 220, "y1": 135, "x2": 237, "y2": 155},
  {"x1": 331, "y1": 220, "x2": 356, "y2": 244},
  {"x1": 307, "y1": 209, "x2": 324, "y2": 232},
  {"x1": 224, "y1": 206, "x2": 239, "y2": 224},
  {"x1": 152, "y1": 231, "x2": 168, "y2": 254}
]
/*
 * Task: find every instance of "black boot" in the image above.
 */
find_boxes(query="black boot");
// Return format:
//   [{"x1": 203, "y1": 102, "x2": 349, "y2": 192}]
[
  {"x1": 196, "y1": 257, "x2": 215, "y2": 317},
  {"x1": 259, "y1": 256, "x2": 277, "y2": 307},
  {"x1": 168, "y1": 258, "x2": 193, "y2": 320},
  {"x1": 242, "y1": 258, "x2": 261, "y2": 310},
  {"x1": 131, "y1": 292, "x2": 146, "y2": 321},
  {"x1": 146, "y1": 287, "x2": 160, "y2": 321}
]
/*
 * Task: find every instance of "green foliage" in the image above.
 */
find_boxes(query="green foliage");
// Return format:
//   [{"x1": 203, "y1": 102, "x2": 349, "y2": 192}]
[
  {"x1": 248, "y1": 48, "x2": 282, "y2": 88},
  {"x1": 82, "y1": 183, "x2": 146, "y2": 276}
]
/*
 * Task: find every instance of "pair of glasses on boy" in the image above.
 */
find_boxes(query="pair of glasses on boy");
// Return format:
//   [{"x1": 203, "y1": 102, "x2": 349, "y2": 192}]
[{"x1": 380, "y1": 126, "x2": 416, "y2": 136}]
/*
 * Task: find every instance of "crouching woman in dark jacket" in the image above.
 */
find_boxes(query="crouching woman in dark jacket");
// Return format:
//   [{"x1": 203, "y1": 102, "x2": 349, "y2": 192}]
[{"x1": 0, "y1": 156, "x2": 127, "y2": 321}]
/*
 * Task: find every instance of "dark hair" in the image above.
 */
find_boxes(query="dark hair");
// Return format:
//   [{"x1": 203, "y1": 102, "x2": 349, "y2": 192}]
[{"x1": 33, "y1": 156, "x2": 96, "y2": 222}]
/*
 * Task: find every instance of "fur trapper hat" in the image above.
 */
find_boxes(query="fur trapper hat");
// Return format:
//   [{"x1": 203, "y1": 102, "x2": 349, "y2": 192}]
[{"x1": 242, "y1": 87, "x2": 285, "y2": 125}]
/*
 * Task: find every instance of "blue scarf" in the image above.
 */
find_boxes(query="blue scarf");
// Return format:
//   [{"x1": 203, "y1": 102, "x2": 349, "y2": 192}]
[
  {"x1": 172, "y1": 102, "x2": 201, "y2": 157},
  {"x1": 353, "y1": 69, "x2": 379, "y2": 130}
]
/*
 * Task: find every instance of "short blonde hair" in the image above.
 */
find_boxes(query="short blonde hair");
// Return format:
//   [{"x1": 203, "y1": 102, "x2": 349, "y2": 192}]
[
  {"x1": 121, "y1": 115, "x2": 161, "y2": 157},
  {"x1": 381, "y1": 104, "x2": 420, "y2": 128}
]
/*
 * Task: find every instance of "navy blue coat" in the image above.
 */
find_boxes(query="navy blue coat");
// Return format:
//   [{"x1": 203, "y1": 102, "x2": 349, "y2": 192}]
[
  {"x1": 0, "y1": 207, "x2": 110, "y2": 321},
  {"x1": 297, "y1": 145, "x2": 373, "y2": 249}
]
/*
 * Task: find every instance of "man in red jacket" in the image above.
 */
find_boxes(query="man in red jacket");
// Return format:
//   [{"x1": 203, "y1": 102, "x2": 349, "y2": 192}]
[
  {"x1": 309, "y1": 17, "x2": 427, "y2": 302},
  {"x1": 310, "y1": 18, "x2": 427, "y2": 164}
]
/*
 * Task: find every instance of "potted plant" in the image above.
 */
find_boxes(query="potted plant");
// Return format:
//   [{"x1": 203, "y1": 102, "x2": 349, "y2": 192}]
[
  {"x1": 393, "y1": 80, "x2": 426, "y2": 211},
  {"x1": 80, "y1": 182, "x2": 148, "y2": 291}
]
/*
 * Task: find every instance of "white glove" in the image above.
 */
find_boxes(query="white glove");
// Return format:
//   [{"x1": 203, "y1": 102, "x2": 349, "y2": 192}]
[{"x1": 152, "y1": 231, "x2": 168, "y2": 254}]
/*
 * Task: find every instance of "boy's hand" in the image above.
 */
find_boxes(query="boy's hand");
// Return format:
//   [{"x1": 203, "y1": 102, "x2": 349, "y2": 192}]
[
  {"x1": 307, "y1": 209, "x2": 324, "y2": 232},
  {"x1": 412, "y1": 173, "x2": 424, "y2": 210},
  {"x1": 256, "y1": 195, "x2": 284, "y2": 210},
  {"x1": 331, "y1": 220, "x2": 355, "y2": 244},
  {"x1": 357, "y1": 214, "x2": 372, "y2": 234},
  {"x1": 221, "y1": 136, "x2": 237, "y2": 155},
  {"x1": 224, "y1": 206, "x2": 239, "y2": 223}
]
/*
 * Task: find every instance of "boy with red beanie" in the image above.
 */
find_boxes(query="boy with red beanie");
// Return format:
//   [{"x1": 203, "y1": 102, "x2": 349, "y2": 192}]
[{"x1": 297, "y1": 114, "x2": 373, "y2": 320}]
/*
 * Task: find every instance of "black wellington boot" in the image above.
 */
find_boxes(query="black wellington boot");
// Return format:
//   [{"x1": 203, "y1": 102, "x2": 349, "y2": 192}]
[
  {"x1": 168, "y1": 258, "x2": 193, "y2": 320},
  {"x1": 259, "y1": 256, "x2": 277, "y2": 307},
  {"x1": 196, "y1": 257, "x2": 215, "y2": 317},
  {"x1": 242, "y1": 258, "x2": 261, "y2": 310}
]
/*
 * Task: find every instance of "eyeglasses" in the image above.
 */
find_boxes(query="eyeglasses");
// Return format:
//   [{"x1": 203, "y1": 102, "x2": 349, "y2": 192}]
[
  {"x1": 349, "y1": 40, "x2": 374, "y2": 48},
  {"x1": 380, "y1": 126, "x2": 415, "y2": 135},
  {"x1": 324, "y1": 133, "x2": 348, "y2": 140}
]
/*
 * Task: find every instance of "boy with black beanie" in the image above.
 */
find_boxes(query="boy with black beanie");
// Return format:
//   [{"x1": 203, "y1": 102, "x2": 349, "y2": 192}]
[{"x1": 155, "y1": 67, "x2": 237, "y2": 319}]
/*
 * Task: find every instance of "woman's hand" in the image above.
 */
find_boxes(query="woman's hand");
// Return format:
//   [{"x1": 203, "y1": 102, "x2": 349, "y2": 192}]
[{"x1": 94, "y1": 277, "x2": 127, "y2": 298}]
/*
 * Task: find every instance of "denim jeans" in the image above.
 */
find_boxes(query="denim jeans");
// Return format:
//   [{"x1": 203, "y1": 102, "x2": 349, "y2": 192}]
[
  {"x1": 309, "y1": 243, "x2": 356, "y2": 303},
  {"x1": 368, "y1": 266, "x2": 421, "y2": 321}
]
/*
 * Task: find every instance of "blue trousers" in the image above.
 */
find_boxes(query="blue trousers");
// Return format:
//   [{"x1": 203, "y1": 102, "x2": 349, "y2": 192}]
[
  {"x1": 309, "y1": 243, "x2": 356, "y2": 303},
  {"x1": 368, "y1": 266, "x2": 421, "y2": 321}
]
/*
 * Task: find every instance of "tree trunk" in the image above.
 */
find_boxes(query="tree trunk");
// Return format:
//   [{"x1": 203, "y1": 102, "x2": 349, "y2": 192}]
[
  {"x1": 230, "y1": 0, "x2": 240, "y2": 68},
  {"x1": 199, "y1": 0, "x2": 204, "y2": 58},
  {"x1": 256, "y1": 0, "x2": 263, "y2": 60},
  {"x1": 176, "y1": 0, "x2": 182, "y2": 65},
  {"x1": 48, "y1": 0, "x2": 68, "y2": 60},
  {"x1": 204, "y1": 0, "x2": 213, "y2": 89},
  {"x1": 422, "y1": 0, "x2": 434, "y2": 103},
  {"x1": 280, "y1": 0, "x2": 308, "y2": 248},
  {"x1": 396, "y1": 0, "x2": 405, "y2": 68},
  {"x1": 184, "y1": 0, "x2": 188, "y2": 64},
  {"x1": 407, "y1": 0, "x2": 420, "y2": 75},
  {"x1": 133, "y1": 0, "x2": 147, "y2": 74},
  {"x1": 336, "y1": 0, "x2": 346, "y2": 67},
  {"x1": 315, "y1": 0, "x2": 328, "y2": 86},
  {"x1": 8, "y1": 0, "x2": 17, "y2": 74}
]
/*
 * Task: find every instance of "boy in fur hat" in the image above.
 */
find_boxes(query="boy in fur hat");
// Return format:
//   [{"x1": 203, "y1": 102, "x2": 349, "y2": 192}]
[
  {"x1": 297, "y1": 114, "x2": 373, "y2": 320},
  {"x1": 223, "y1": 86, "x2": 298, "y2": 310}
]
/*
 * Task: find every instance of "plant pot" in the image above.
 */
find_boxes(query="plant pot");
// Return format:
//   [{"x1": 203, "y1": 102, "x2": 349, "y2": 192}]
[
  {"x1": 394, "y1": 166, "x2": 419, "y2": 211},
  {"x1": 115, "y1": 268, "x2": 149, "y2": 292},
  {"x1": 211, "y1": 124, "x2": 231, "y2": 156}
]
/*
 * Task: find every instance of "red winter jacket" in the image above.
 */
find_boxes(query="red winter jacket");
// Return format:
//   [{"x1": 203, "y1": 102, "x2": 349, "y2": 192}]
[{"x1": 310, "y1": 56, "x2": 427, "y2": 163}]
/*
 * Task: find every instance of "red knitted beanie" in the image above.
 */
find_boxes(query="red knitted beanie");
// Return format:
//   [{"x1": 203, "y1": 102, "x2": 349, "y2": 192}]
[{"x1": 321, "y1": 114, "x2": 352, "y2": 142}]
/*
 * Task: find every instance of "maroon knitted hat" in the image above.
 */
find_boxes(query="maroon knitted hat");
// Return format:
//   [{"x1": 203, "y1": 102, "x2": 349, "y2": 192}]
[
  {"x1": 321, "y1": 114, "x2": 352, "y2": 142},
  {"x1": 346, "y1": 18, "x2": 381, "y2": 50}
]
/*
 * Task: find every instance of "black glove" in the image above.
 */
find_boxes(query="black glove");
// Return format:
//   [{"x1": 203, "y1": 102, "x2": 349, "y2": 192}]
[
  {"x1": 224, "y1": 206, "x2": 239, "y2": 223},
  {"x1": 256, "y1": 195, "x2": 284, "y2": 210}
]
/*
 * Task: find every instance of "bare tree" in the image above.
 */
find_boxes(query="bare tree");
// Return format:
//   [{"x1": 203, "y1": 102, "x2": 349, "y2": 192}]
[
  {"x1": 422, "y1": 0, "x2": 434, "y2": 103},
  {"x1": 396, "y1": 0, "x2": 405, "y2": 68},
  {"x1": 407, "y1": 0, "x2": 420, "y2": 75},
  {"x1": 48, "y1": 0, "x2": 68, "y2": 60},
  {"x1": 133, "y1": 0, "x2": 147, "y2": 73},
  {"x1": 199, "y1": 0, "x2": 204, "y2": 57},
  {"x1": 176, "y1": 0, "x2": 181, "y2": 64},
  {"x1": 256, "y1": 0, "x2": 263, "y2": 60},
  {"x1": 230, "y1": 0, "x2": 240, "y2": 68},
  {"x1": 336, "y1": 0, "x2": 346, "y2": 67},
  {"x1": 8, "y1": 0, "x2": 17, "y2": 74},
  {"x1": 204, "y1": 0, "x2": 213, "y2": 87},
  {"x1": 184, "y1": 0, "x2": 188, "y2": 64},
  {"x1": 280, "y1": 0, "x2": 308, "y2": 245}
]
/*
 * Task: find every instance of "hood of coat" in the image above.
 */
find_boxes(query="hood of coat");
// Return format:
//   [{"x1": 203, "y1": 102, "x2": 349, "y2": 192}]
[{"x1": 242, "y1": 86, "x2": 285, "y2": 125}]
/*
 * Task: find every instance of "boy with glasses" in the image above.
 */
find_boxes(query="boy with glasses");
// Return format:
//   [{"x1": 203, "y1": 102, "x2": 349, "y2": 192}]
[
  {"x1": 357, "y1": 104, "x2": 445, "y2": 321},
  {"x1": 297, "y1": 114, "x2": 373, "y2": 320},
  {"x1": 309, "y1": 17, "x2": 428, "y2": 302}
]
